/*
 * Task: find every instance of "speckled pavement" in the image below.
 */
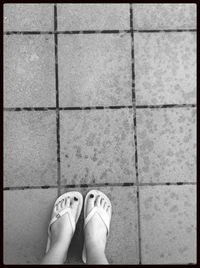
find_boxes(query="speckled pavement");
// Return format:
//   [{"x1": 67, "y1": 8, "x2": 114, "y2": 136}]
[{"x1": 3, "y1": 4, "x2": 196, "y2": 264}]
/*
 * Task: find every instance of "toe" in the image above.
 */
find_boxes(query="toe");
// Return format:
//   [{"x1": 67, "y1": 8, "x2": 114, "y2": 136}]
[
  {"x1": 60, "y1": 198, "x2": 65, "y2": 209},
  {"x1": 71, "y1": 195, "x2": 79, "y2": 209},
  {"x1": 71, "y1": 195, "x2": 79, "y2": 215},
  {"x1": 106, "y1": 205, "x2": 111, "y2": 213},
  {"x1": 66, "y1": 196, "x2": 70, "y2": 207},
  {"x1": 56, "y1": 201, "x2": 61, "y2": 211},
  {"x1": 86, "y1": 192, "x2": 95, "y2": 215},
  {"x1": 100, "y1": 197, "x2": 104, "y2": 206},
  {"x1": 95, "y1": 195, "x2": 101, "y2": 207},
  {"x1": 54, "y1": 201, "x2": 59, "y2": 211},
  {"x1": 103, "y1": 201, "x2": 107, "y2": 209}
]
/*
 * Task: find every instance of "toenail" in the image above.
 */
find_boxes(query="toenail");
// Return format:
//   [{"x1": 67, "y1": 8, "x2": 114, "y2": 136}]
[
  {"x1": 90, "y1": 194, "x2": 94, "y2": 198},
  {"x1": 74, "y1": 197, "x2": 78, "y2": 201}
]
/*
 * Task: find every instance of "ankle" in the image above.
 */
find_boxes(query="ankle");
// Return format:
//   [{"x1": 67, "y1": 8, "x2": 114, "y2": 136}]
[
  {"x1": 86, "y1": 240, "x2": 105, "y2": 254},
  {"x1": 85, "y1": 231, "x2": 106, "y2": 249},
  {"x1": 86, "y1": 245, "x2": 108, "y2": 264},
  {"x1": 51, "y1": 227, "x2": 73, "y2": 247},
  {"x1": 51, "y1": 234, "x2": 67, "y2": 246},
  {"x1": 50, "y1": 239, "x2": 69, "y2": 254},
  {"x1": 45, "y1": 242, "x2": 68, "y2": 264}
]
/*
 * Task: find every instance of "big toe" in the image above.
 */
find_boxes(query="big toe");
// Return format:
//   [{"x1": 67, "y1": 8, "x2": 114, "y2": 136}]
[
  {"x1": 86, "y1": 192, "x2": 95, "y2": 216},
  {"x1": 71, "y1": 195, "x2": 79, "y2": 214}
]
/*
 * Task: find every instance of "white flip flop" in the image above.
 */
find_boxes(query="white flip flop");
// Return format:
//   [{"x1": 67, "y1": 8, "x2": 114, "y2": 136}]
[
  {"x1": 45, "y1": 191, "x2": 83, "y2": 253},
  {"x1": 82, "y1": 190, "x2": 112, "y2": 263}
]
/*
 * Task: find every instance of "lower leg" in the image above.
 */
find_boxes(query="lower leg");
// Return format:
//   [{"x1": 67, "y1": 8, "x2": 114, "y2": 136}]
[
  {"x1": 84, "y1": 194, "x2": 111, "y2": 264},
  {"x1": 40, "y1": 195, "x2": 80, "y2": 264},
  {"x1": 40, "y1": 241, "x2": 68, "y2": 264},
  {"x1": 86, "y1": 245, "x2": 108, "y2": 264}
]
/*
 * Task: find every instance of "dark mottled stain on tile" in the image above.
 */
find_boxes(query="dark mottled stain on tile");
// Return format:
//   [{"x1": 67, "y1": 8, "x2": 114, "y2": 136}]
[
  {"x1": 140, "y1": 185, "x2": 196, "y2": 264},
  {"x1": 4, "y1": 34, "x2": 56, "y2": 108},
  {"x1": 4, "y1": 4, "x2": 54, "y2": 31},
  {"x1": 137, "y1": 108, "x2": 196, "y2": 183},
  {"x1": 57, "y1": 4, "x2": 130, "y2": 31},
  {"x1": 135, "y1": 32, "x2": 196, "y2": 105},
  {"x1": 60, "y1": 109, "x2": 136, "y2": 184},
  {"x1": 58, "y1": 34, "x2": 132, "y2": 107},
  {"x1": 4, "y1": 111, "x2": 57, "y2": 187}
]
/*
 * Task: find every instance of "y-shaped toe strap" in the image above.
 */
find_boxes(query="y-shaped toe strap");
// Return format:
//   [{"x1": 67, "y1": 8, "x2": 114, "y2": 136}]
[
  {"x1": 48, "y1": 207, "x2": 76, "y2": 236},
  {"x1": 84, "y1": 207, "x2": 110, "y2": 235}
]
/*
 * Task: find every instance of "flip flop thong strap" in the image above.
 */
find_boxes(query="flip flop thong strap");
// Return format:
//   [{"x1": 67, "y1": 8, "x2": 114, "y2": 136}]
[
  {"x1": 84, "y1": 207, "x2": 110, "y2": 234},
  {"x1": 48, "y1": 207, "x2": 76, "y2": 235}
]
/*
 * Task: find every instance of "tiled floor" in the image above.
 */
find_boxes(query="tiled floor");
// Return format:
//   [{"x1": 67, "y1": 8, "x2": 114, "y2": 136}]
[{"x1": 3, "y1": 3, "x2": 196, "y2": 265}]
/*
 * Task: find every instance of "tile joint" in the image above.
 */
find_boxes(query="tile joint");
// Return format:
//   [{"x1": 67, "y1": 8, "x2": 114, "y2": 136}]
[
  {"x1": 54, "y1": 4, "x2": 61, "y2": 198},
  {"x1": 3, "y1": 182, "x2": 196, "y2": 191},
  {"x1": 4, "y1": 104, "x2": 196, "y2": 111},
  {"x1": 4, "y1": 29, "x2": 196, "y2": 35},
  {"x1": 130, "y1": 4, "x2": 142, "y2": 264}
]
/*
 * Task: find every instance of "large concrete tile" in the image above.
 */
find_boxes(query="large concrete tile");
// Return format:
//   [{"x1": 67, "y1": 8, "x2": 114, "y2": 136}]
[
  {"x1": 4, "y1": 35, "x2": 56, "y2": 107},
  {"x1": 60, "y1": 109, "x2": 136, "y2": 185},
  {"x1": 58, "y1": 34, "x2": 132, "y2": 107},
  {"x1": 60, "y1": 186, "x2": 139, "y2": 264},
  {"x1": 134, "y1": 32, "x2": 196, "y2": 105},
  {"x1": 140, "y1": 185, "x2": 196, "y2": 264},
  {"x1": 4, "y1": 189, "x2": 58, "y2": 264},
  {"x1": 4, "y1": 4, "x2": 54, "y2": 31},
  {"x1": 4, "y1": 111, "x2": 57, "y2": 187},
  {"x1": 137, "y1": 108, "x2": 196, "y2": 183},
  {"x1": 57, "y1": 4, "x2": 130, "y2": 31},
  {"x1": 132, "y1": 4, "x2": 196, "y2": 30}
]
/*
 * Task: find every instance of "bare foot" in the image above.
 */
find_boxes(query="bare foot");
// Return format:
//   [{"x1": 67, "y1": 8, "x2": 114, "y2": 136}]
[{"x1": 84, "y1": 193, "x2": 111, "y2": 253}]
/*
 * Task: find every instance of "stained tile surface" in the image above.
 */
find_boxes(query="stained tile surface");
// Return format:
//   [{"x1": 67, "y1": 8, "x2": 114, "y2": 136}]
[
  {"x1": 4, "y1": 189, "x2": 58, "y2": 264},
  {"x1": 132, "y1": 4, "x2": 196, "y2": 30},
  {"x1": 3, "y1": 3, "x2": 196, "y2": 265},
  {"x1": 4, "y1": 111, "x2": 57, "y2": 187},
  {"x1": 4, "y1": 4, "x2": 54, "y2": 31},
  {"x1": 137, "y1": 108, "x2": 196, "y2": 183},
  {"x1": 4, "y1": 35, "x2": 56, "y2": 107},
  {"x1": 57, "y1": 4, "x2": 130, "y2": 31},
  {"x1": 140, "y1": 185, "x2": 196, "y2": 264},
  {"x1": 60, "y1": 186, "x2": 139, "y2": 264},
  {"x1": 58, "y1": 34, "x2": 132, "y2": 107},
  {"x1": 135, "y1": 32, "x2": 196, "y2": 105},
  {"x1": 60, "y1": 109, "x2": 135, "y2": 185}
]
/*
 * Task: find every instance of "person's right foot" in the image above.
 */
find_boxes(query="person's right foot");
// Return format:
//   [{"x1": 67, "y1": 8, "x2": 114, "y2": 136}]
[
  {"x1": 50, "y1": 195, "x2": 79, "y2": 247},
  {"x1": 84, "y1": 193, "x2": 111, "y2": 253}
]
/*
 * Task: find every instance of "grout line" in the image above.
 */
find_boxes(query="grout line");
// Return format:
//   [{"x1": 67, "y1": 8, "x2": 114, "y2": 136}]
[
  {"x1": 134, "y1": 29, "x2": 196, "y2": 33},
  {"x1": 130, "y1": 4, "x2": 142, "y2": 265},
  {"x1": 59, "y1": 105, "x2": 133, "y2": 110},
  {"x1": 59, "y1": 181, "x2": 197, "y2": 188},
  {"x1": 57, "y1": 30, "x2": 131, "y2": 34},
  {"x1": 3, "y1": 104, "x2": 196, "y2": 112},
  {"x1": 3, "y1": 186, "x2": 58, "y2": 191},
  {"x1": 3, "y1": 182, "x2": 196, "y2": 191},
  {"x1": 60, "y1": 182, "x2": 135, "y2": 188},
  {"x1": 4, "y1": 107, "x2": 57, "y2": 111},
  {"x1": 4, "y1": 30, "x2": 131, "y2": 35},
  {"x1": 4, "y1": 31, "x2": 54, "y2": 35},
  {"x1": 138, "y1": 182, "x2": 196, "y2": 186},
  {"x1": 54, "y1": 4, "x2": 61, "y2": 198},
  {"x1": 4, "y1": 29, "x2": 196, "y2": 35},
  {"x1": 136, "y1": 104, "x2": 196, "y2": 109}
]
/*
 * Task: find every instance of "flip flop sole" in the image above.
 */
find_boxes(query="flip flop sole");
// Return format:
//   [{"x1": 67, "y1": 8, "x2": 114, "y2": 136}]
[
  {"x1": 46, "y1": 191, "x2": 83, "y2": 253},
  {"x1": 82, "y1": 189, "x2": 112, "y2": 263}
]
